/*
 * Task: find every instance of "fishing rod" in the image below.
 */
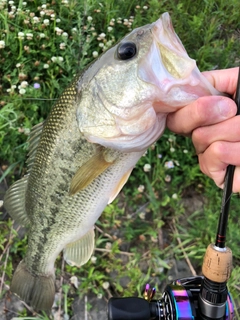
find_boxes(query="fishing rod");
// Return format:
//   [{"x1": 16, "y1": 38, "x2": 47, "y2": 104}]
[{"x1": 107, "y1": 67, "x2": 240, "y2": 320}]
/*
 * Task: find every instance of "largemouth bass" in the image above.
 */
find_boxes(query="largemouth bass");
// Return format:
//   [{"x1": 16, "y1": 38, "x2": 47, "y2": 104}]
[{"x1": 4, "y1": 12, "x2": 220, "y2": 312}]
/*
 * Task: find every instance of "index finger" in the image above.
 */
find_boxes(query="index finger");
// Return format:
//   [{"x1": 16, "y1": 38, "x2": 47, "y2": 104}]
[{"x1": 202, "y1": 67, "x2": 238, "y2": 95}]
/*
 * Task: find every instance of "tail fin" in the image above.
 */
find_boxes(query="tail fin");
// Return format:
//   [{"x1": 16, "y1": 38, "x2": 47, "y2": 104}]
[{"x1": 11, "y1": 261, "x2": 55, "y2": 312}]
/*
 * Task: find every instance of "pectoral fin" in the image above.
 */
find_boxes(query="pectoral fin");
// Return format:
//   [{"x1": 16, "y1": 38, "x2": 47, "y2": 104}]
[
  {"x1": 108, "y1": 169, "x2": 133, "y2": 204},
  {"x1": 63, "y1": 228, "x2": 95, "y2": 267},
  {"x1": 3, "y1": 175, "x2": 29, "y2": 226},
  {"x1": 69, "y1": 148, "x2": 116, "y2": 195}
]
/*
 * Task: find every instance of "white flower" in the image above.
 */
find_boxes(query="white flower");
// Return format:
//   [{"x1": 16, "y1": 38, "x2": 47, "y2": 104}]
[
  {"x1": 8, "y1": 11, "x2": 15, "y2": 18},
  {"x1": 41, "y1": 4, "x2": 47, "y2": 9},
  {"x1": 139, "y1": 212, "x2": 146, "y2": 220},
  {"x1": 138, "y1": 185, "x2": 145, "y2": 193},
  {"x1": 19, "y1": 88, "x2": 26, "y2": 95},
  {"x1": 56, "y1": 18, "x2": 61, "y2": 23},
  {"x1": 99, "y1": 32, "x2": 106, "y2": 39},
  {"x1": 40, "y1": 10, "x2": 45, "y2": 16},
  {"x1": 164, "y1": 161, "x2": 174, "y2": 169},
  {"x1": 16, "y1": 63, "x2": 21, "y2": 67},
  {"x1": 91, "y1": 256, "x2": 97, "y2": 264},
  {"x1": 72, "y1": 27, "x2": 77, "y2": 33},
  {"x1": 143, "y1": 5, "x2": 148, "y2": 9},
  {"x1": 92, "y1": 51, "x2": 98, "y2": 58},
  {"x1": 107, "y1": 26, "x2": 113, "y2": 32},
  {"x1": 70, "y1": 276, "x2": 79, "y2": 289},
  {"x1": 51, "y1": 56, "x2": 63, "y2": 63},
  {"x1": 143, "y1": 164, "x2": 151, "y2": 172},
  {"x1": 43, "y1": 19, "x2": 50, "y2": 25},
  {"x1": 87, "y1": 16, "x2": 93, "y2": 22},
  {"x1": 55, "y1": 27, "x2": 63, "y2": 35},
  {"x1": 62, "y1": 32, "x2": 68, "y2": 38},
  {"x1": 18, "y1": 32, "x2": 24, "y2": 40},
  {"x1": 60, "y1": 43, "x2": 66, "y2": 50},
  {"x1": 20, "y1": 81, "x2": 28, "y2": 88},
  {"x1": 183, "y1": 149, "x2": 188, "y2": 153},
  {"x1": 105, "y1": 242, "x2": 112, "y2": 250},
  {"x1": 7, "y1": 84, "x2": 16, "y2": 93},
  {"x1": 102, "y1": 281, "x2": 110, "y2": 290},
  {"x1": 22, "y1": 2, "x2": 27, "y2": 5},
  {"x1": 26, "y1": 33, "x2": 33, "y2": 40},
  {"x1": 165, "y1": 175, "x2": 171, "y2": 182},
  {"x1": 50, "y1": 13, "x2": 55, "y2": 20},
  {"x1": 170, "y1": 147, "x2": 175, "y2": 153},
  {"x1": 9, "y1": 0, "x2": 14, "y2": 4},
  {"x1": 43, "y1": 63, "x2": 49, "y2": 69},
  {"x1": 0, "y1": 40, "x2": 5, "y2": 49},
  {"x1": 39, "y1": 33, "x2": 45, "y2": 38},
  {"x1": 172, "y1": 193, "x2": 178, "y2": 199},
  {"x1": 32, "y1": 16, "x2": 39, "y2": 23}
]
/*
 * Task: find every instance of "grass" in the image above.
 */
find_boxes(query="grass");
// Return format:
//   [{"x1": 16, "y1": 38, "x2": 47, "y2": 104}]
[{"x1": 0, "y1": 0, "x2": 240, "y2": 318}]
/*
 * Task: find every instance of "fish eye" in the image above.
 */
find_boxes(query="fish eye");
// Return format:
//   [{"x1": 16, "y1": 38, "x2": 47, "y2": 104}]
[{"x1": 117, "y1": 42, "x2": 137, "y2": 60}]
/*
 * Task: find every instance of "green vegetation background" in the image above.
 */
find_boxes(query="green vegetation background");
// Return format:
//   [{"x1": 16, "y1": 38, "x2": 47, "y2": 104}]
[{"x1": 0, "y1": 0, "x2": 240, "y2": 318}]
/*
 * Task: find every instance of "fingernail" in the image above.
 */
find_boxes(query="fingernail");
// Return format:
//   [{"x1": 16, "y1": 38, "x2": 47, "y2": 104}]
[{"x1": 217, "y1": 98, "x2": 236, "y2": 118}]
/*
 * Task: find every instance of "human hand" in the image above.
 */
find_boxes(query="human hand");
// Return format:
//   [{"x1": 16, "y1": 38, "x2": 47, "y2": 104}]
[{"x1": 167, "y1": 67, "x2": 240, "y2": 192}]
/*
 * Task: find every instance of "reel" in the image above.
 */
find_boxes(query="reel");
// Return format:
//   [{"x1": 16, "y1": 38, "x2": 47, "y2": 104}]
[{"x1": 108, "y1": 276, "x2": 234, "y2": 320}]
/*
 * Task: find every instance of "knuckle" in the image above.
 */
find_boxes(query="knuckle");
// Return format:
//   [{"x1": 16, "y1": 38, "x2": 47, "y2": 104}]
[
  {"x1": 209, "y1": 141, "x2": 226, "y2": 159},
  {"x1": 192, "y1": 126, "x2": 207, "y2": 146}
]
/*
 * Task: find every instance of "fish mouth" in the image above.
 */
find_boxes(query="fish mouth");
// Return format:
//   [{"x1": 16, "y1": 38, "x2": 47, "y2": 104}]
[{"x1": 138, "y1": 12, "x2": 198, "y2": 110}]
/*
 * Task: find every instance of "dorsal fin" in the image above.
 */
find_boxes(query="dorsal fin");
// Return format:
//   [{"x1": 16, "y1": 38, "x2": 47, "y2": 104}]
[
  {"x1": 26, "y1": 121, "x2": 45, "y2": 172},
  {"x1": 4, "y1": 122, "x2": 44, "y2": 226}
]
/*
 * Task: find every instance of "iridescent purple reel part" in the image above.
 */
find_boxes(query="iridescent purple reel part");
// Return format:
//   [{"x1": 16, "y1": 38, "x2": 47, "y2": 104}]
[
  {"x1": 108, "y1": 276, "x2": 235, "y2": 320},
  {"x1": 163, "y1": 277, "x2": 234, "y2": 320}
]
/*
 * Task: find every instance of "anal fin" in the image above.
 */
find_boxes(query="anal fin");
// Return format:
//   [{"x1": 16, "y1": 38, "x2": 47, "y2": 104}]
[
  {"x1": 4, "y1": 175, "x2": 29, "y2": 226},
  {"x1": 63, "y1": 228, "x2": 95, "y2": 267}
]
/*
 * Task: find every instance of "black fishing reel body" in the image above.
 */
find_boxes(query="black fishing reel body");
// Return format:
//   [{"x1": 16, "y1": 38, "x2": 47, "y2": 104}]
[{"x1": 108, "y1": 276, "x2": 234, "y2": 320}]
